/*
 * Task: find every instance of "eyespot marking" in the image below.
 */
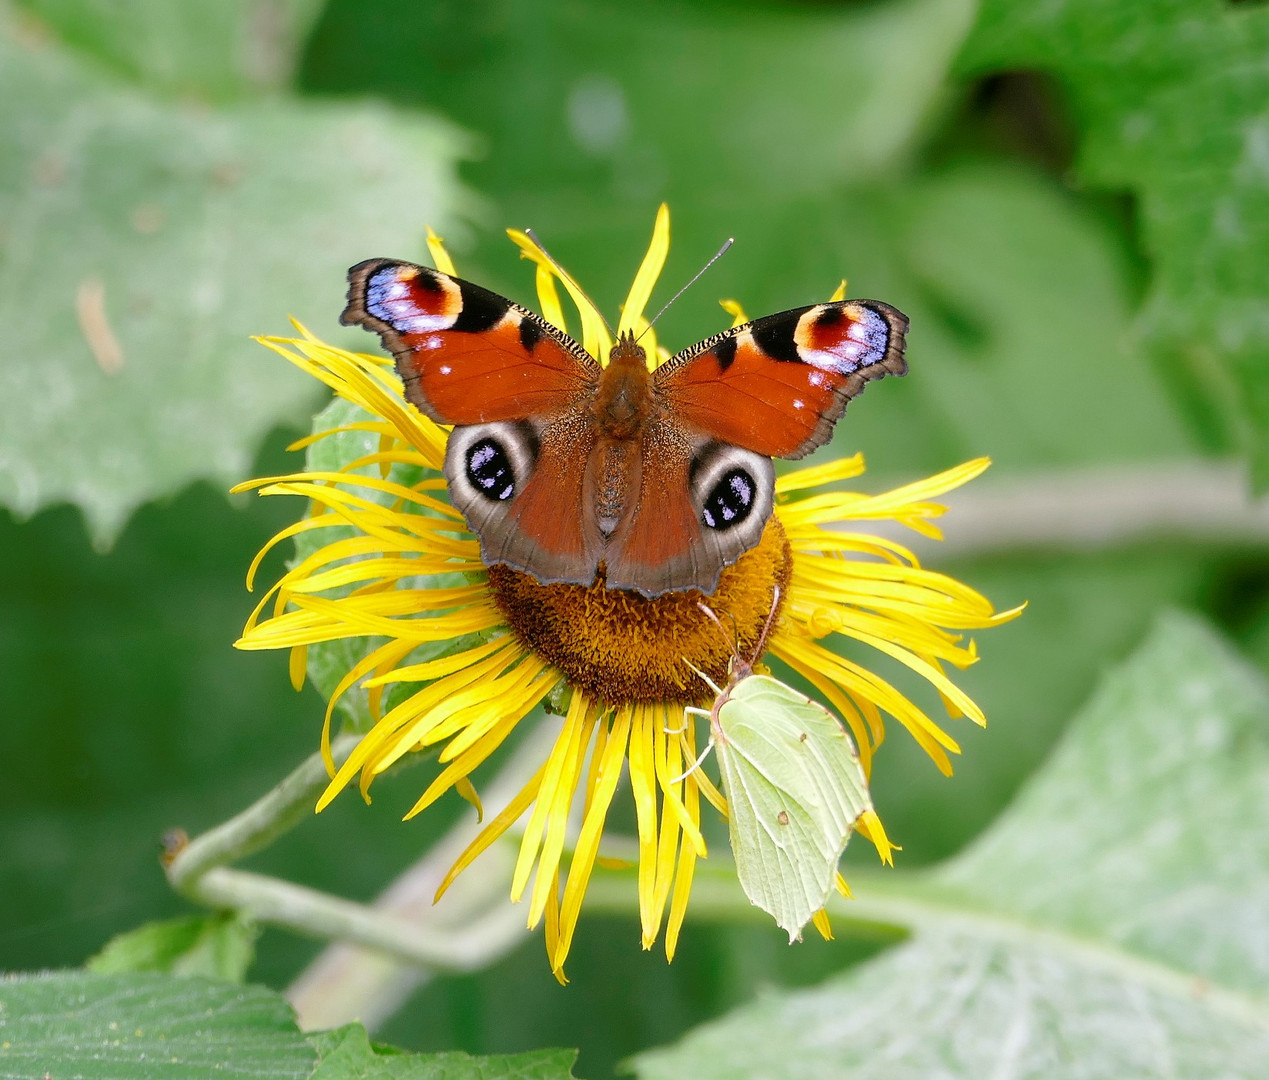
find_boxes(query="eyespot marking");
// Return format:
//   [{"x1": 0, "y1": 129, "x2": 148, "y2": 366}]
[
  {"x1": 796, "y1": 303, "x2": 895, "y2": 373},
  {"x1": 466, "y1": 437, "x2": 516, "y2": 502},
  {"x1": 364, "y1": 265, "x2": 458, "y2": 333},
  {"x1": 702, "y1": 467, "x2": 757, "y2": 530}
]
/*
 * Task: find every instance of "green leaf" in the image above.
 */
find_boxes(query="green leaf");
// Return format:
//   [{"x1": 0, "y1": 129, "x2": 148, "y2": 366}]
[
  {"x1": 0, "y1": 972, "x2": 579, "y2": 1080},
  {"x1": 709, "y1": 674, "x2": 872, "y2": 941},
  {"x1": 958, "y1": 0, "x2": 1269, "y2": 473},
  {"x1": 15, "y1": 0, "x2": 325, "y2": 100},
  {"x1": 0, "y1": 971, "x2": 315, "y2": 1079},
  {"x1": 308, "y1": 1024, "x2": 578, "y2": 1079},
  {"x1": 633, "y1": 613, "x2": 1269, "y2": 1078},
  {"x1": 0, "y1": 9, "x2": 471, "y2": 543},
  {"x1": 88, "y1": 913, "x2": 258, "y2": 981}
]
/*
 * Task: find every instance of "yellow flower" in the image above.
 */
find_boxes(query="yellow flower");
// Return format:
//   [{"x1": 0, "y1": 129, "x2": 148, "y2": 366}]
[{"x1": 235, "y1": 205, "x2": 1018, "y2": 980}]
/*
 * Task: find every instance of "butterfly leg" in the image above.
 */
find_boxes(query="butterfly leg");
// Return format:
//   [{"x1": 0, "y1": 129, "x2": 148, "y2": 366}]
[
  {"x1": 670, "y1": 729, "x2": 716, "y2": 784},
  {"x1": 681, "y1": 659, "x2": 724, "y2": 698},
  {"x1": 665, "y1": 704, "x2": 711, "y2": 735}
]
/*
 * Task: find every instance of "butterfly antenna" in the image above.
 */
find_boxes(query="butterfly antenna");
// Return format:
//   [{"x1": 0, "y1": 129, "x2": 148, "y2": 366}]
[
  {"x1": 523, "y1": 228, "x2": 618, "y2": 340},
  {"x1": 637, "y1": 237, "x2": 734, "y2": 342},
  {"x1": 695, "y1": 600, "x2": 740, "y2": 659},
  {"x1": 750, "y1": 585, "x2": 783, "y2": 664}
]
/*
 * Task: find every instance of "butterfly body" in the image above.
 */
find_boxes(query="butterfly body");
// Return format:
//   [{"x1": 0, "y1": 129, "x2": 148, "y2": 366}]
[{"x1": 342, "y1": 257, "x2": 908, "y2": 598}]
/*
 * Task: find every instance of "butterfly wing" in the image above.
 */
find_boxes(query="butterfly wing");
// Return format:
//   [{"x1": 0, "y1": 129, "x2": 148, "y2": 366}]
[
  {"x1": 714, "y1": 674, "x2": 873, "y2": 941},
  {"x1": 444, "y1": 417, "x2": 603, "y2": 585},
  {"x1": 343, "y1": 259, "x2": 604, "y2": 584},
  {"x1": 603, "y1": 426, "x2": 774, "y2": 596},
  {"x1": 342, "y1": 259, "x2": 600, "y2": 425},
  {"x1": 654, "y1": 300, "x2": 908, "y2": 459},
  {"x1": 606, "y1": 299, "x2": 905, "y2": 595}
]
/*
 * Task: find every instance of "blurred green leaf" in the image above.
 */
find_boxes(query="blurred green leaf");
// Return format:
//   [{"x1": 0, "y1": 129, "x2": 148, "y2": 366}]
[
  {"x1": 861, "y1": 547, "x2": 1210, "y2": 864},
  {"x1": 309, "y1": 1024, "x2": 577, "y2": 1079},
  {"x1": 15, "y1": 0, "x2": 324, "y2": 100},
  {"x1": 300, "y1": 0, "x2": 983, "y2": 352},
  {"x1": 634, "y1": 613, "x2": 1269, "y2": 1078},
  {"x1": 305, "y1": 2, "x2": 1196, "y2": 480},
  {"x1": 959, "y1": 0, "x2": 1269, "y2": 475},
  {"x1": 0, "y1": 971, "x2": 315, "y2": 1079},
  {"x1": 88, "y1": 912, "x2": 258, "y2": 981},
  {"x1": 306, "y1": 0, "x2": 975, "y2": 221},
  {"x1": 804, "y1": 161, "x2": 1198, "y2": 476},
  {"x1": 0, "y1": 8, "x2": 472, "y2": 543}
]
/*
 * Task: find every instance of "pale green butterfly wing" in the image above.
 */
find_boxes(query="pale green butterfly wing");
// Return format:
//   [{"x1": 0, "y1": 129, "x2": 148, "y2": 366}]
[{"x1": 713, "y1": 674, "x2": 873, "y2": 940}]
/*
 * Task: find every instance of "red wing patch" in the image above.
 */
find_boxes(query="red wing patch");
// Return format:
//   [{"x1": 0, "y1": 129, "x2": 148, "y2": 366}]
[
  {"x1": 654, "y1": 300, "x2": 908, "y2": 459},
  {"x1": 342, "y1": 259, "x2": 600, "y2": 426}
]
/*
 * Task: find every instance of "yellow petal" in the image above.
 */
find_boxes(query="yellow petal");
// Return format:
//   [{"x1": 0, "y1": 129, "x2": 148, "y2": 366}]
[
  {"x1": 811, "y1": 909, "x2": 834, "y2": 940},
  {"x1": 856, "y1": 810, "x2": 898, "y2": 866},
  {"x1": 553, "y1": 707, "x2": 633, "y2": 970},
  {"x1": 507, "y1": 228, "x2": 612, "y2": 362},
  {"x1": 719, "y1": 298, "x2": 749, "y2": 328},
  {"x1": 455, "y1": 776, "x2": 483, "y2": 821},
  {"x1": 426, "y1": 226, "x2": 457, "y2": 277},
  {"x1": 618, "y1": 203, "x2": 670, "y2": 335},
  {"x1": 535, "y1": 264, "x2": 568, "y2": 333},
  {"x1": 628, "y1": 704, "x2": 661, "y2": 948}
]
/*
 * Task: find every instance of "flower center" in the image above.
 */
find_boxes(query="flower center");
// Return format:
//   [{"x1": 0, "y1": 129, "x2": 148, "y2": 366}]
[{"x1": 487, "y1": 517, "x2": 793, "y2": 704}]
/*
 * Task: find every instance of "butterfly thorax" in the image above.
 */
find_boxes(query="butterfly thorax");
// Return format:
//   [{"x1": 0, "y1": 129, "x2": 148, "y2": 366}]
[{"x1": 593, "y1": 332, "x2": 658, "y2": 440}]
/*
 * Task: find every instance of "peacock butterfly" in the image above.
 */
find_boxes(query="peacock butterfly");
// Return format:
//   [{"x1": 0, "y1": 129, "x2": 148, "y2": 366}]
[{"x1": 341, "y1": 256, "x2": 908, "y2": 599}]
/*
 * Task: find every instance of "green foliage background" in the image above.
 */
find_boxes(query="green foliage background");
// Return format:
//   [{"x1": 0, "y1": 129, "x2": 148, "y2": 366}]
[{"x1": 2, "y1": 1, "x2": 1268, "y2": 1078}]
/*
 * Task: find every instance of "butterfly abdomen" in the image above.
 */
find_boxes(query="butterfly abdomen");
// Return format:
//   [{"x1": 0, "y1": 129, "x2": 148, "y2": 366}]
[{"x1": 590, "y1": 439, "x2": 639, "y2": 538}]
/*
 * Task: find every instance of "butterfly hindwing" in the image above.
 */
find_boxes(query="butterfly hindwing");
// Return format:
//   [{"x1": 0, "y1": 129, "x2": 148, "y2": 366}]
[
  {"x1": 655, "y1": 300, "x2": 908, "y2": 459},
  {"x1": 444, "y1": 417, "x2": 603, "y2": 585},
  {"x1": 603, "y1": 427, "x2": 774, "y2": 596},
  {"x1": 342, "y1": 259, "x2": 599, "y2": 426}
]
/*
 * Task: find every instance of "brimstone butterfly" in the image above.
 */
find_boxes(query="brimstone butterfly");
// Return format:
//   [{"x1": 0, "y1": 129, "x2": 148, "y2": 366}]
[{"x1": 684, "y1": 591, "x2": 874, "y2": 939}]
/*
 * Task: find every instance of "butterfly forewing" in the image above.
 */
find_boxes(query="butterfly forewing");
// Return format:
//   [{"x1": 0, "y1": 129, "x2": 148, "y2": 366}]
[
  {"x1": 714, "y1": 674, "x2": 873, "y2": 940},
  {"x1": 344, "y1": 259, "x2": 605, "y2": 583},
  {"x1": 342, "y1": 259, "x2": 599, "y2": 426},
  {"x1": 655, "y1": 300, "x2": 908, "y2": 459}
]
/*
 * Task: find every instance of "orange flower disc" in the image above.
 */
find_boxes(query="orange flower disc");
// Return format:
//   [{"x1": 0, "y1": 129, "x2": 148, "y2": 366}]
[{"x1": 487, "y1": 517, "x2": 792, "y2": 703}]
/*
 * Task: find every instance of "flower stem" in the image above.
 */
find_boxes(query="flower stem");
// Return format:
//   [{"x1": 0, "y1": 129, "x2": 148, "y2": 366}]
[
  {"x1": 165, "y1": 733, "x2": 526, "y2": 975},
  {"x1": 182, "y1": 864, "x2": 525, "y2": 972},
  {"x1": 286, "y1": 721, "x2": 564, "y2": 1029},
  {"x1": 580, "y1": 861, "x2": 1269, "y2": 1027},
  {"x1": 167, "y1": 733, "x2": 360, "y2": 891}
]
